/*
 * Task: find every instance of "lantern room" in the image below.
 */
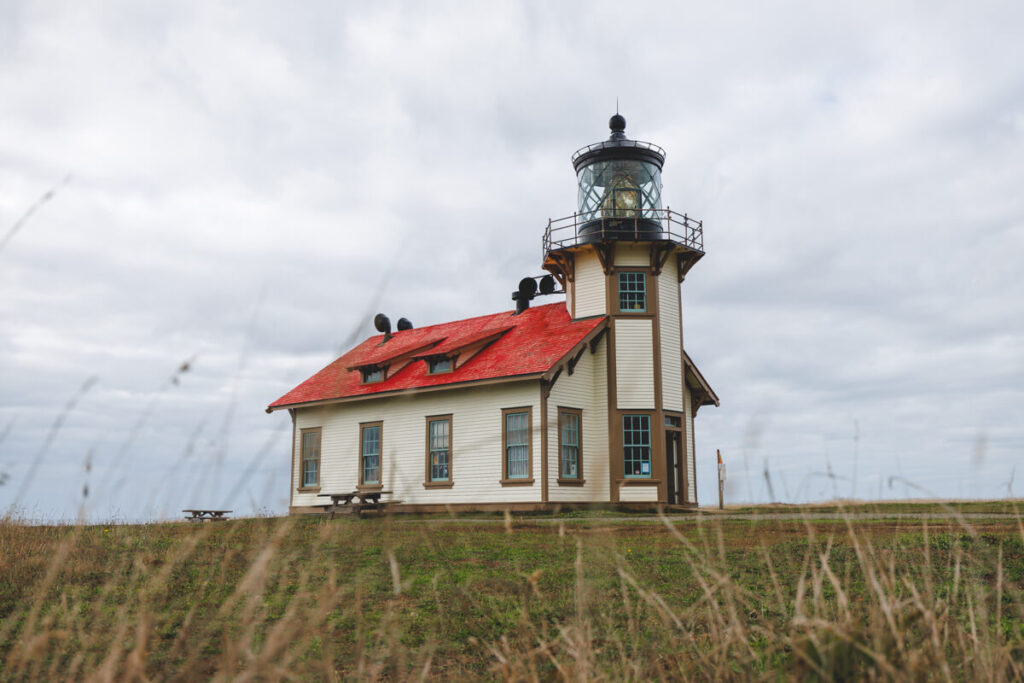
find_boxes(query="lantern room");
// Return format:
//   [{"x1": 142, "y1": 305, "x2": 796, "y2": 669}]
[{"x1": 571, "y1": 114, "x2": 666, "y2": 240}]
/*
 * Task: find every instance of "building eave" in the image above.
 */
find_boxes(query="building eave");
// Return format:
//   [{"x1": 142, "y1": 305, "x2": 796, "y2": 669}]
[
  {"x1": 266, "y1": 372, "x2": 545, "y2": 413},
  {"x1": 683, "y1": 350, "x2": 719, "y2": 408}
]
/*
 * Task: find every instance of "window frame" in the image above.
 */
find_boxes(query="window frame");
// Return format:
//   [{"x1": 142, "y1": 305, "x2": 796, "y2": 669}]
[
  {"x1": 361, "y1": 366, "x2": 385, "y2": 384},
  {"x1": 622, "y1": 414, "x2": 652, "y2": 479},
  {"x1": 500, "y1": 406, "x2": 534, "y2": 485},
  {"x1": 617, "y1": 271, "x2": 648, "y2": 313},
  {"x1": 358, "y1": 421, "x2": 383, "y2": 490},
  {"x1": 426, "y1": 356, "x2": 454, "y2": 375},
  {"x1": 298, "y1": 427, "x2": 322, "y2": 492},
  {"x1": 557, "y1": 407, "x2": 584, "y2": 485},
  {"x1": 423, "y1": 414, "x2": 454, "y2": 488}
]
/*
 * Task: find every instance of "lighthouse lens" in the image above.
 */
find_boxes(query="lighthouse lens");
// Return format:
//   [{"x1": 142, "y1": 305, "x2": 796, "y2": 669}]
[{"x1": 577, "y1": 159, "x2": 661, "y2": 223}]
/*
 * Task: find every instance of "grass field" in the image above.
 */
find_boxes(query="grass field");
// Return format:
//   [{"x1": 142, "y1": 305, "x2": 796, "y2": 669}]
[{"x1": 2, "y1": 503, "x2": 1024, "y2": 680}]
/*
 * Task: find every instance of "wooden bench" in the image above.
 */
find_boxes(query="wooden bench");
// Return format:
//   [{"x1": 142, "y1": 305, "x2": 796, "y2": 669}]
[
  {"x1": 183, "y1": 509, "x2": 232, "y2": 522},
  {"x1": 316, "y1": 491, "x2": 402, "y2": 518}
]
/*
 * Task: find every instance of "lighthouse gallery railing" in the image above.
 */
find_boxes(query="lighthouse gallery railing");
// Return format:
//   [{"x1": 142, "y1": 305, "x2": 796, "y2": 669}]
[{"x1": 542, "y1": 208, "x2": 704, "y2": 258}]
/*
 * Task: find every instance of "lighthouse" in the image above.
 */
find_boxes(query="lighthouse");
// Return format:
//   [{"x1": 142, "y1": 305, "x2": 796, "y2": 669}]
[
  {"x1": 270, "y1": 114, "x2": 717, "y2": 514},
  {"x1": 541, "y1": 114, "x2": 712, "y2": 505}
]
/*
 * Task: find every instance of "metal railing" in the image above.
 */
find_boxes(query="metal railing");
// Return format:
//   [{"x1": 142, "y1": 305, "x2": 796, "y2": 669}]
[
  {"x1": 571, "y1": 139, "x2": 666, "y2": 165},
  {"x1": 542, "y1": 208, "x2": 704, "y2": 257}
]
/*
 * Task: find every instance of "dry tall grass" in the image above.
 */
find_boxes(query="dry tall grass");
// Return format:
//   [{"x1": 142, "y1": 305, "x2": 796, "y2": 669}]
[{"x1": 1, "y1": 508, "x2": 1023, "y2": 680}]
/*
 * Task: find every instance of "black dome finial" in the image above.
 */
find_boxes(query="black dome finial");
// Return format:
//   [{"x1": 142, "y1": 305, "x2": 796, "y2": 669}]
[{"x1": 609, "y1": 112, "x2": 626, "y2": 133}]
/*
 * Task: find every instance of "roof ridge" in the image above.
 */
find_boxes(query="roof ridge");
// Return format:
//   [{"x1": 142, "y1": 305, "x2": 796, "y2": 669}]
[{"x1": 362, "y1": 301, "x2": 566, "y2": 342}]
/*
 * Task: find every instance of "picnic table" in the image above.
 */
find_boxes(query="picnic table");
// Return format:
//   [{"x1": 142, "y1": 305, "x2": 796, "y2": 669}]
[
  {"x1": 316, "y1": 490, "x2": 400, "y2": 518},
  {"x1": 183, "y1": 509, "x2": 232, "y2": 522}
]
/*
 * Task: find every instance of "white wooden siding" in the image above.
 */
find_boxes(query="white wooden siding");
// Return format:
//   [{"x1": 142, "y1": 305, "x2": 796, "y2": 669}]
[
  {"x1": 619, "y1": 486, "x2": 659, "y2": 502},
  {"x1": 684, "y1": 387, "x2": 696, "y2": 504},
  {"x1": 615, "y1": 318, "x2": 655, "y2": 409},
  {"x1": 291, "y1": 382, "x2": 541, "y2": 508},
  {"x1": 658, "y1": 260, "x2": 684, "y2": 413},
  {"x1": 573, "y1": 251, "x2": 606, "y2": 318},
  {"x1": 546, "y1": 335, "x2": 609, "y2": 502},
  {"x1": 615, "y1": 243, "x2": 649, "y2": 266}
]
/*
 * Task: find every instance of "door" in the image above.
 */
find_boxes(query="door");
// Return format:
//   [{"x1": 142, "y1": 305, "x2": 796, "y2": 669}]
[{"x1": 666, "y1": 431, "x2": 682, "y2": 505}]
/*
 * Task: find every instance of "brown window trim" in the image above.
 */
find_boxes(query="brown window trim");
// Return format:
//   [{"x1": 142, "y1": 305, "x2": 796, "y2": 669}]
[
  {"x1": 618, "y1": 478, "x2": 662, "y2": 487},
  {"x1": 359, "y1": 420, "x2": 383, "y2": 487},
  {"x1": 425, "y1": 356, "x2": 455, "y2": 375},
  {"x1": 557, "y1": 407, "x2": 583, "y2": 484},
  {"x1": 500, "y1": 478, "x2": 535, "y2": 486},
  {"x1": 615, "y1": 270, "x2": 649, "y2": 315},
  {"x1": 424, "y1": 414, "x2": 453, "y2": 487},
  {"x1": 298, "y1": 426, "x2": 322, "y2": 490},
  {"x1": 500, "y1": 406, "x2": 533, "y2": 485},
  {"x1": 360, "y1": 365, "x2": 387, "y2": 385}
]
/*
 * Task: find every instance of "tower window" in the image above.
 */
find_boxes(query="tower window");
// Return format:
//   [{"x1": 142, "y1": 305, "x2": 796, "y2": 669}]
[
  {"x1": 618, "y1": 272, "x2": 646, "y2": 312},
  {"x1": 623, "y1": 414, "x2": 651, "y2": 477}
]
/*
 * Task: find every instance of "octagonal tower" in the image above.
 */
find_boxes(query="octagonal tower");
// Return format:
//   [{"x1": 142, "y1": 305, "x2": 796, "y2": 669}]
[{"x1": 541, "y1": 114, "x2": 707, "y2": 506}]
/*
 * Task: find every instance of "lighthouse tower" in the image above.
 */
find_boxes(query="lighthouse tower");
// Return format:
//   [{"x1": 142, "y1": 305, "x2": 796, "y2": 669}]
[{"x1": 542, "y1": 114, "x2": 711, "y2": 505}]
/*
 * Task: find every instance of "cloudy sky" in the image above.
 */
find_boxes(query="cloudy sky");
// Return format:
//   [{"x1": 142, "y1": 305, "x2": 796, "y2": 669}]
[{"x1": 1, "y1": 1, "x2": 1022, "y2": 521}]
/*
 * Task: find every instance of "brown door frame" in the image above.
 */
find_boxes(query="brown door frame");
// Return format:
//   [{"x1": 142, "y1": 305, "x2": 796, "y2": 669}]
[{"x1": 664, "y1": 419, "x2": 683, "y2": 505}]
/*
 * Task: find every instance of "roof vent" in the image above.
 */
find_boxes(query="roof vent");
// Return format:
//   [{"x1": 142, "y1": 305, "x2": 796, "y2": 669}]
[
  {"x1": 373, "y1": 313, "x2": 392, "y2": 341},
  {"x1": 513, "y1": 277, "x2": 536, "y2": 314},
  {"x1": 511, "y1": 274, "x2": 562, "y2": 314},
  {"x1": 397, "y1": 317, "x2": 413, "y2": 331}
]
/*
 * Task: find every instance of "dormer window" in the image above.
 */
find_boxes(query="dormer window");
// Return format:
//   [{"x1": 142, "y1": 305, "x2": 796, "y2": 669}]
[
  {"x1": 361, "y1": 366, "x2": 385, "y2": 383},
  {"x1": 427, "y1": 357, "x2": 453, "y2": 374}
]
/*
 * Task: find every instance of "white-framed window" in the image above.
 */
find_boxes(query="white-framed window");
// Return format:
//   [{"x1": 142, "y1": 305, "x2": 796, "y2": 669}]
[{"x1": 623, "y1": 414, "x2": 651, "y2": 477}]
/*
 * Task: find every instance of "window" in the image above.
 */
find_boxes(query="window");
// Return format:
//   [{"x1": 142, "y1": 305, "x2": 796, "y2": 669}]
[
  {"x1": 427, "y1": 357, "x2": 452, "y2": 374},
  {"x1": 299, "y1": 427, "x2": 321, "y2": 489},
  {"x1": 426, "y1": 415, "x2": 452, "y2": 484},
  {"x1": 618, "y1": 272, "x2": 646, "y2": 312},
  {"x1": 361, "y1": 366, "x2": 384, "y2": 383},
  {"x1": 665, "y1": 415, "x2": 682, "y2": 428},
  {"x1": 501, "y1": 407, "x2": 532, "y2": 483},
  {"x1": 559, "y1": 408, "x2": 582, "y2": 481},
  {"x1": 623, "y1": 414, "x2": 651, "y2": 477},
  {"x1": 359, "y1": 422, "x2": 382, "y2": 486}
]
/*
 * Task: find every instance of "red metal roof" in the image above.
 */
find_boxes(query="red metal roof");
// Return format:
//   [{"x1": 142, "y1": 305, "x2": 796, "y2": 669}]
[
  {"x1": 268, "y1": 303, "x2": 605, "y2": 411},
  {"x1": 413, "y1": 325, "x2": 514, "y2": 357}
]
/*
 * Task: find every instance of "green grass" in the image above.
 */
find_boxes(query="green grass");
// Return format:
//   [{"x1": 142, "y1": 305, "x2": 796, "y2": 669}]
[{"x1": 2, "y1": 504, "x2": 1024, "y2": 679}]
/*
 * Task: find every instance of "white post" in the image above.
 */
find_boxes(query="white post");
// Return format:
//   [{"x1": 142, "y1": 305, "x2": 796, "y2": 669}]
[{"x1": 717, "y1": 449, "x2": 725, "y2": 510}]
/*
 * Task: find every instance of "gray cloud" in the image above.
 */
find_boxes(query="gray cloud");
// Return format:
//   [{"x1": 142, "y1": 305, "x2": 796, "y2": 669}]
[{"x1": 1, "y1": 1, "x2": 1022, "y2": 519}]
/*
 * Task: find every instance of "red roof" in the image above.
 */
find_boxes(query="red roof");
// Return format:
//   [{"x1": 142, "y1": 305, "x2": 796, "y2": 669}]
[{"x1": 268, "y1": 303, "x2": 605, "y2": 410}]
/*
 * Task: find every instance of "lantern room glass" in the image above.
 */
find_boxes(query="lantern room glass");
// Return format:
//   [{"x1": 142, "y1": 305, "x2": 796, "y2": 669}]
[{"x1": 576, "y1": 159, "x2": 663, "y2": 222}]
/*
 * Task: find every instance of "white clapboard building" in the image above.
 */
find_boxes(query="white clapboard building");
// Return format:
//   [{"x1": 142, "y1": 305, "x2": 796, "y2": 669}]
[{"x1": 268, "y1": 115, "x2": 718, "y2": 512}]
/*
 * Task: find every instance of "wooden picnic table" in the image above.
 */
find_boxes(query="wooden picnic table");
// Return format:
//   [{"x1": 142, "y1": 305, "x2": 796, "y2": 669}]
[
  {"x1": 316, "y1": 490, "x2": 400, "y2": 518},
  {"x1": 183, "y1": 509, "x2": 232, "y2": 522}
]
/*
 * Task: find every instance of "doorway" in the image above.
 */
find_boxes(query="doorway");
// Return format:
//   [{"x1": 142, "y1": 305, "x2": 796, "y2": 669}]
[{"x1": 665, "y1": 430, "x2": 683, "y2": 505}]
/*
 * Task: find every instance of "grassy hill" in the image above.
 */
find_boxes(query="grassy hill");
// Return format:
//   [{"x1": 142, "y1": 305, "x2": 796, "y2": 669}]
[{"x1": 2, "y1": 503, "x2": 1023, "y2": 679}]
